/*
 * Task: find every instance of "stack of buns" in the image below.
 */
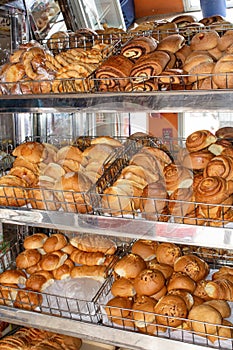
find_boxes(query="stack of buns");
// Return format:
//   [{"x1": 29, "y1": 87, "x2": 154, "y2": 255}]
[
  {"x1": 105, "y1": 240, "x2": 233, "y2": 342},
  {"x1": 0, "y1": 232, "x2": 118, "y2": 310},
  {"x1": 0, "y1": 326, "x2": 82, "y2": 350}
]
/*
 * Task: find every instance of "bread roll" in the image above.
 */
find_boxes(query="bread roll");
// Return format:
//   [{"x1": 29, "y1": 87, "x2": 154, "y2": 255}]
[
  {"x1": 154, "y1": 294, "x2": 188, "y2": 328},
  {"x1": 167, "y1": 272, "x2": 196, "y2": 293},
  {"x1": 12, "y1": 141, "x2": 45, "y2": 163},
  {"x1": 147, "y1": 261, "x2": 174, "y2": 279},
  {"x1": 208, "y1": 139, "x2": 233, "y2": 156},
  {"x1": 132, "y1": 295, "x2": 157, "y2": 328},
  {"x1": 168, "y1": 187, "x2": 196, "y2": 220},
  {"x1": 28, "y1": 186, "x2": 60, "y2": 211},
  {"x1": 156, "y1": 242, "x2": 182, "y2": 266},
  {"x1": 25, "y1": 271, "x2": 54, "y2": 291},
  {"x1": 16, "y1": 249, "x2": 41, "y2": 270},
  {"x1": 188, "y1": 304, "x2": 222, "y2": 335},
  {"x1": 14, "y1": 289, "x2": 43, "y2": 310},
  {"x1": 190, "y1": 30, "x2": 220, "y2": 51},
  {"x1": 70, "y1": 265, "x2": 106, "y2": 281},
  {"x1": 215, "y1": 126, "x2": 233, "y2": 139},
  {"x1": 204, "y1": 155, "x2": 233, "y2": 180},
  {"x1": 193, "y1": 279, "x2": 212, "y2": 301},
  {"x1": 186, "y1": 130, "x2": 217, "y2": 152},
  {"x1": 157, "y1": 34, "x2": 185, "y2": 53},
  {"x1": 163, "y1": 164, "x2": 193, "y2": 194},
  {"x1": 204, "y1": 300, "x2": 231, "y2": 318},
  {"x1": 9, "y1": 166, "x2": 37, "y2": 186},
  {"x1": 174, "y1": 254, "x2": 209, "y2": 282},
  {"x1": 102, "y1": 185, "x2": 134, "y2": 216},
  {"x1": 69, "y1": 234, "x2": 117, "y2": 255},
  {"x1": 0, "y1": 284, "x2": 18, "y2": 305},
  {"x1": 52, "y1": 259, "x2": 74, "y2": 280},
  {"x1": 40, "y1": 251, "x2": 68, "y2": 271},
  {"x1": 91, "y1": 136, "x2": 122, "y2": 147},
  {"x1": 114, "y1": 253, "x2": 147, "y2": 279},
  {"x1": 133, "y1": 269, "x2": 165, "y2": 296},
  {"x1": 111, "y1": 277, "x2": 136, "y2": 297},
  {"x1": 105, "y1": 296, "x2": 133, "y2": 324},
  {"x1": 131, "y1": 240, "x2": 158, "y2": 261},
  {"x1": 205, "y1": 279, "x2": 233, "y2": 301},
  {"x1": 140, "y1": 181, "x2": 168, "y2": 220},
  {"x1": 70, "y1": 248, "x2": 106, "y2": 266},
  {"x1": 183, "y1": 150, "x2": 214, "y2": 170},
  {"x1": 23, "y1": 233, "x2": 48, "y2": 250},
  {"x1": 0, "y1": 175, "x2": 28, "y2": 207},
  {"x1": 43, "y1": 233, "x2": 67, "y2": 253}
]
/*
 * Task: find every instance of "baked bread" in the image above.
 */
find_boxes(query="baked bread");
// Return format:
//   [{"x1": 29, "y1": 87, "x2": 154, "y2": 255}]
[
  {"x1": 114, "y1": 253, "x2": 147, "y2": 279},
  {"x1": 188, "y1": 304, "x2": 222, "y2": 335},
  {"x1": 52, "y1": 259, "x2": 74, "y2": 280},
  {"x1": 186, "y1": 130, "x2": 217, "y2": 152},
  {"x1": 70, "y1": 265, "x2": 106, "y2": 281},
  {"x1": 193, "y1": 279, "x2": 212, "y2": 301},
  {"x1": 190, "y1": 30, "x2": 220, "y2": 51},
  {"x1": 12, "y1": 141, "x2": 45, "y2": 163},
  {"x1": 157, "y1": 34, "x2": 185, "y2": 53},
  {"x1": 174, "y1": 254, "x2": 209, "y2": 282},
  {"x1": 43, "y1": 233, "x2": 67, "y2": 253},
  {"x1": 14, "y1": 289, "x2": 43, "y2": 310},
  {"x1": 40, "y1": 251, "x2": 68, "y2": 271},
  {"x1": 70, "y1": 248, "x2": 106, "y2": 266},
  {"x1": 183, "y1": 150, "x2": 214, "y2": 170},
  {"x1": 167, "y1": 271, "x2": 196, "y2": 293},
  {"x1": 111, "y1": 277, "x2": 136, "y2": 297},
  {"x1": 25, "y1": 271, "x2": 54, "y2": 291},
  {"x1": 16, "y1": 249, "x2": 42, "y2": 270},
  {"x1": 131, "y1": 240, "x2": 158, "y2": 261},
  {"x1": 23, "y1": 233, "x2": 48, "y2": 250},
  {"x1": 163, "y1": 163, "x2": 193, "y2": 194},
  {"x1": 134, "y1": 268, "x2": 165, "y2": 296},
  {"x1": 203, "y1": 155, "x2": 233, "y2": 180},
  {"x1": 105, "y1": 296, "x2": 133, "y2": 325},
  {"x1": 154, "y1": 294, "x2": 188, "y2": 327},
  {"x1": 121, "y1": 36, "x2": 158, "y2": 60},
  {"x1": 204, "y1": 300, "x2": 231, "y2": 318},
  {"x1": 69, "y1": 234, "x2": 117, "y2": 255},
  {"x1": 140, "y1": 181, "x2": 168, "y2": 221},
  {"x1": 0, "y1": 270, "x2": 26, "y2": 285},
  {"x1": 132, "y1": 295, "x2": 157, "y2": 328},
  {"x1": 156, "y1": 242, "x2": 182, "y2": 266}
]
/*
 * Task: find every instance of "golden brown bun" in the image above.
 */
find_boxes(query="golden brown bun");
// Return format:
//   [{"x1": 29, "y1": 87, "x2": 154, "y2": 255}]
[
  {"x1": 163, "y1": 164, "x2": 193, "y2": 193},
  {"x1": 12, "y1": 141, "x2": 45, "y2": 163},
  {"x1": 114, "y1": 253, "x2": 147, "y2": 279},
  {"x1": 167, "y1": 272, "x2": 196, "y2": 293},
  {"x1": 205, "y1": 279, "x2": 233, "y2": 301},
  {"x1": 25, "y1": 271, "x2": 54, "y2": 291},
  {"x1": 14, "y1": 289, "x2": 43, "y2": 310},
  {"x1": 101, "y1": 185, "x2": 134, "y2": 216},
  {"x1": 141, "y1": 146, "x2": 173, "y2": 167},
  {"x1": 193, "y1": 279, "x2": 212, "y2": 301},
  {"x1": 218, "y1": 30, "x2": 233, "y2": 51},
  {"x1": 105, "y1": 296, "x2": 133, "y2": 322},
  {"x1": 0, "y1": 284, "x2": 18, "y2": 305},
  {"x1": 121, "y1": 36, "x2": 158, "y2": 60},
  {"x1": 188, "y1": 61, "x2": 215, "y2": 83},
  {"x1": 192, "y1": 295, "x2": 205, "y2": 307},
  {"x1": 204, "y1": 300, "x2": 231, "y2": 318},
  {"x1": 91, "y1": 136, "x2": 122, "y2": 147},
  {"x1": 154, "y1": 294, "x2": 188, "y2": 327},
  {"x1": 16, "y1": 249, "x2": 41, "y2": 270},
  {"x1": 157, "y1": 34, "x2": 185, "y2": 53},
  {"x1": 208, "y1": 139, "x2": 233, "y2": 155},
  {"x1": 70, "y1": 248, "x2": 106, "y2": 266},
  {"x1": 28, "y1": 186, "x2": 60, "y2": 211},
  {"x1": 213, "y1": 56, "x2": 233, "y2": 88},
  {"x1": 52, "y1": 259, "x2": 74, "y2": 280},
  {"x1": 203, "y1": 155, "x2": 233, "y2": 181},
  {"x1": 129, "y1": 152, "x2": 160, "y2": 173},
  {"x1": 183, "y1": 53, "x2": 214, "y2": 73},
  {"x1": 174, "y1": 254, "x2": 209, "y2": 282},
  {"x1": 82, "y1": 144, "x2": 115, "y2": 163},
  {"x1": 43, "y1": 233, "x2": 67, "y2": 253},
  {"x1": 150, "y1": 284, "x2": 167, "y2": 300},
  {"x1": 69, "y1": 234, "x2": 117, "y2": 255},
  {"x1": 190, "y1": 30, "x2": 220, "y2": 51},
  {"x1": 156, "y1": 242, "x2": 182, "y2": 266},
  {"x1": 120, "y1": 165, "x2": 160, "y2": 188},
  {"x1": 111, "y1": 277, "x2": 136, "y2": 297},
  {"x1": 212, "y1": 265, "x2": 233, "y2": 280},
  {"x1": 12, "y1": 157, "x2": 40, "y2": 174},
  {"x1": 131, "y1": 240, "x2": 158, "y2": 261},
  {"x1": 183, "y1": 150, "x2": 214, "y2": 170},
  {"x1": 70, "y1": 265, "x2": 106, "y2": 281},
  {"x1": 133, "y1": 269, "x2": 165, "y2": 296},
  {"x1": 186, "y1": 130, "x2": 217, "y2": 152},
  {"x1": 208, "y1": 320, "x2": 233, "y2": 343},
  {"x1": 132, "y1": 295, "x2": 157, "y2": 327},
  {"x1": 23, "y1": 233, "x2": 48, "y2": 250},
  {"x1": 147, "y1": 261, "x2": 174, "y2": 279},
  {"x1": 168, "y1": 289, "x2": 194, "y2": 310},
  {"x1": 26, "y1": 261, "x2": 43, "y2": 275},
  {"x1": 188, "y1": 304, "x2": 222, "y2": 335},
  {"x1": 61, "y1": 243, "x2": 76, "y2": 255},
  {"x1": 40, "y1": 251, "x2": 68, "y2": 271},
  {"x1": 56, "y1": 146, "x2": 82, "y2": 162}
]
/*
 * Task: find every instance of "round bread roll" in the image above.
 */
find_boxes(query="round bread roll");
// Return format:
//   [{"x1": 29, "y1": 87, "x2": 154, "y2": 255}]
[
  {"x1": 131, "y1": 240, "x2": 158, "y2": 261},
  {"x1": 9, "y1": 166, "x2": 37, "y2": 186},
  {"x1": 186, "y1": 130, "x2": 217, "y2": 152},
  {"x1": 168, "y1": 289, "x2": 194, "y2": 310},
  {"x1": 190, "y1": 31, "x2": 220, "y2": 51},
  {"x1": 213, "y1": 57, "x2": 233, "y2": 89},
  {"x1": 188, "y1": 304, "x2": 222, "y2": 335},
  {"x1": 183, "y1": 150, "x2": 214, "y2": 170},
  {"x1": 25, "y1": 271, "x2": 54, "y2": 291},
  {"x1": 157, "y1": 34, "x2": 185, "y2": 53},
  {"x1": 163, "y1": 164, "x2": 193, "y2": 194},
  {"x1": 156, "y1": 242, "x2": 182, "y2": 266},
  {"x1": 111, "y1": 277, "x2": 136, "y2": 297},
  {"x1": 23, "y1": 233, "x2": 48, "y2": 250},
  {"x1": 203, "y1": 155, "x2": 233, "y2": 181},
  {"x1": 154, "y1": 294, "x2": 188, "y2": 327},
  {"x1": 42, "y1": 163, "x2": 65, "y2": 180},
  {"x1": 204, "y1": 300, "x2": 231, "y2": 318},
  {"x1": 134, "y1": 269, "x2": 165, "y2": 296},
  {"x1": 105, "y1": 296, "x2": 133, "y2": 322},
  {"x1": 16, "y1": 249, "x2": 41, "y2": 270},
  {"x1": 147, "y1": 261, "x2": 174, "y2": 279},
  {"x1": 14, "y1": 289, "x2": 43, "y2": 310},
  {"x1": 215, "y1": 126, "x2": 233, "y2": 139},
  {"x1": 43, "y1": 233, "x2": 67, "y2": 253},
  {"x1": 167, "y1": 272, "x2": 196, "y2": 293},
  {"x1": 69, "y1": 234, "x2": 117, "y2": 255},
  {"x1": 193, "y1": 279, "x2": 212, "y2": 301},
  {"x1": 132, "y1": 295, "x2": 157, "y2": 328},
  {"x1": 174, "y1": 254, "x2": 209, "y2": 282},
  {"x1": 12, "y1": 141, "x2": 45, "y2": 163},
  {"x1": 183, "y1": 53, "x2": 214, "y2": 73},
  {"x1": 0, "y1": 284, "x2": 18, "y2": 305},
  {"x1": 40, "y1": 251, "x2": 68, "y2": 271},
  {"x1": 114, "y1": 253, "x2": 147, "y2": 279}
]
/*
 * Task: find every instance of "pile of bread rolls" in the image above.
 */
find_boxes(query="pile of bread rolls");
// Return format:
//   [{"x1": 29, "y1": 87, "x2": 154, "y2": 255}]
[
  {"x1": 101, "y1": 126, "x2": 233, "y2": 227},
  {"x1": 105, "y1": 240, "x2": 233, "y2": 342},
  {"x1": 0, "y1": 326, "x2": 82, "y2": 350},
  {"x1": 0, "y1": 136, "x2": 122, "y2": 212},
  {"x1": 0, "y1": 232, "x2": 117, "y2": 310}
]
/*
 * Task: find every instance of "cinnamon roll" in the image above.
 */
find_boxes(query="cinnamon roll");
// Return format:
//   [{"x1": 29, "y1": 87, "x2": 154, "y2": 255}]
[
  {"x1": 168, "y1": 187, "x2": 196, "y2": 221},
  {"x1": 203, "y1": 155, "x2": 233, "y2": 180},
  {"x1": 186, "y1": 130, "x2": 217, "y2": 152},
  {"x1": 121, "y1": 36, "x2": 158, "y2": 60},
  {"x1": 163, "y1": 163, "x2": 193, "y2": 194}
]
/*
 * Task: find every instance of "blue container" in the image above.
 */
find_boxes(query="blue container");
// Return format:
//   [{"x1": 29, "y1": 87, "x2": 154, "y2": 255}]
[
  {"x1": 200, "y1": 0, "x2": 226, "y2": 18},
  {"x1": 120, "y1": 0, "x2": 135, "y2": 28}
]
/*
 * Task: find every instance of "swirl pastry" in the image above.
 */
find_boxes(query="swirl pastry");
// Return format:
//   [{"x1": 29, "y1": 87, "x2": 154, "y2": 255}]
[
  {"x1": 168, "y1": 187, "x2": 196, "y2": 221},
  {"x1": 203, "y1": 155, "x2": 233, "y2": 180},
  {"x1": 130, "y1": 51, "x2": 170, "y2": 83},
  {"x1": 95, "y1": 55, "x2": 133, "y2": 91},
  {"x1": 186, "y1": 130, "x2": 217, "y2": 152},
  {"x1": 163, "y1": 163, "x2": 193, "y2": 194},
  {"x1": 121, "y1": 36, "x2": 158, "y2": 60},
  {"x1": 124, "y1": 79, "x2": 158, "y2": 92},
  {"x1": 205, "y1": 279, "x2": 233, "y2": 301}
]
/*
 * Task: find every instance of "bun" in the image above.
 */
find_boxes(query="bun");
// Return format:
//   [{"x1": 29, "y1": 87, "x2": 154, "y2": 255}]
[
  {"x1": 43, "y1": 233, "x2": 67, "y2": 253},
  {"x1": 157, "y1": 34, "x2": 185, "y2": 53},
  {"x1": 205, "y1": 279, "x2": 233, "y2": 301},
  {"x1": 114, "y1": 253, "x2": 147, "y2": 279},
  {"x1": 69, "y1": 234, "x2": 117, "y2": 255},
  {"x1": 52, "y1": 259, "x2": 74, "y2": 280},
  {"x1": 140, "y1": 181, "x2": 168, "y2": 220},
  {"x1": 186, "y1": 130, "x2": 217, "y2": 152},
  {"x1": 183, "y1": 150, "x2": 214, "y2": 170},
  {"x1": 168, "y1": 187, "x2": 195, "y2": 220},
  {"x1": 204, "y1": 300, "x2": 231, "y2": 318},
  {"x1": 111, "y1": 277, "x2": 136, "y2": 297},
  {"x1": 16, "y1": 249, "x2": 41, "y2": 269},
  {"x1": 121, "y1": 36, "x2": 158, "y2": 60},
  {"x1": 40, "y1": 251, "x2": 68, "y2": 271},
  {"x1": 215, "y1": 126, "x2": 233, "y2": 139},
  {"x1": 70, "y1": 265, "x2": 106, "y2": 281},
  {"x1": 131, "y1": 240, "x2": 158, "y2": 261},
  {"x1": 188, "y1": 304, "x2": 222, "y2": 335},
  {"x1": 208, "y1": 139, "x2": 233, "y2": 155},
  {"x1": 203, "y1": 155, "x2": 233, "y2": 180},
  {"x1": 133, "y1": 269, "x2": 165, "y2": 296},
  {"x1": 147, "y1": 261, "x2": 174, "y2": 279},
  {"x1": 12, "y1": 141, "x2": 45, "y2": 163},
  {"x1": 167, "y1": 272, "x2": 196, "y2": 293},
  {"x1": 190, "y1": 31, "x2": 220, "y2": 51},
  {"x1": 105, "y1": 296, "x2": 133, "y2": 325},
  {"x1": 14, "y1": 289, "x2": 43, "y2": 310},
  {"x1": 23, "y1": 233, "x2": 48, "y2": 250},
  {"x1": 0, "y1": 175, "x2": 28, "y2": 207},
  {"x1": 163, "y1": 164, "x2": 193, "y2": 193},
  {"x1": 61, "y1": 244, "x2": 76, "y2": 255},
  {"x1": 156, "y1": 243, "x2": 182, "y2": 266},
  {"x1": 25, "y1": 271, "x2": 54, "y2": 291},
  {"x1": 132, "y1": 295, "x2": 157, "y2": 328},
  {"x1": 91, "y1": 136, "x2": 122, "y2": 147},
  {"x1": 174, "y1": 254, "x2": 209, "y2": 282},
  {"x1": 0, "y1": 284, "x2": 18, "y2": 305},
  {"x1": 193, "y1": 279, "x2": 212, "y2": 301},
  {"x1": 154, "y1": 294, "x2": 188, "y2": 327},
  {"x1": 70, "y1": 249, "x2": 106, "y2": 266}
]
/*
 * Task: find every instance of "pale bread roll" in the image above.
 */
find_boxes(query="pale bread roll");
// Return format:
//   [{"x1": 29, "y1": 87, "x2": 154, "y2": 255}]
[{"x1": 69, "y1": 234, "x2": 117, "y2": 255}]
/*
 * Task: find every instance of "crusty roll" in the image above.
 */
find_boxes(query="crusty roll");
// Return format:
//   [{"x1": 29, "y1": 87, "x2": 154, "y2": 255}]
[
  {"x1": 167, "y1": 272, "x2": 196, "y2": 293},
  {"x1": 16, "y1": 249, "x2": 41, "y2": 270},
  {"x1": 101, "y1": 185, "x2": 134, "y2": 216},
  {"x1": 147, "y1": 261, "x2": 174, "y2": 280},
  {"x1": 132, "y1": 295, "x2": 157, "y2": 328},
  {"x1": 56, "y1": 145, "x2": 83, "y2": 163},
  {"x1": 114, "y1": 253, "x2": 147, "y2": 279},
  {"x1": 52, "y1": 259, "x2": 74, "y2": 280},
  {"x1": 131, "y1": 239, "x2": 158, "y2": 261},
  {"x1": 43, "y1": 233, "x2": 67, "y2": 253},
  {"x1": 186, "y1": 130, "x2": 217, "y2": 152},
  {"x1": 133, "y1": 269, "x2": 165, "y2": 296},
  {"x1": 120, "y1": 165, "x2": 160, "y2": 188},
  {"x1": 14, "y1": 289, "x2": 43, "y2": 310},
  {"x1": 174, "y1": 254, "x2": 209, "y2": 282},
  {"x1": 23, "y1": 233, "x2": 48, "y2": 250},
  {"x1": 213, "y1": 55, "x2": 233, "y2": 89},
  {"x1": 105, "y1": 296, "x2": 133, "y2": 325},
  {"x1": 28, "y1": 186, "x2": 60, "y2": 211},
  {"x1": 12, "y1": 141, "x2": 45, "y2": 163},
  {"x1": 156, "y1": 242, "x2": 182, "y2": 266},
  {"x1": 183, "y1": 150, "x2": 214, "y2": 170},
  {"x1": 188, "y1": 304, "x2": 222, "y2": 335},
  {"x1": 190, "y1": 30, "x2": 220, "y2": 51},
  {"x1": 90, "y1": 136, "x2": 122, "y2": 147},
  {"x1": 163, "y1": 164, "x2": 193, "y2": 194},
  {"x1": 168, "y1": 289, "x2": 194, "y2": 311},
  {"x1": 204, "y1": 300, "x2": 231, "y2": 318},
  {"x1": 25, "y1": 271, "x2": 54, "y2": 291},
  {"x1": 157, "y1": 34, "x2": 185, "y2": 53},
  {"x1": 0, "y1": 175, "x2": 28, "y2": 207},
  {"x1": 61, "y1": 243, "x2": 76, "y2": 255},
  {"x1": 9, "y1": 166, "x2": 37, "y2": 186},
  {"x1": 69, "y1": 234, "x2": 117, "y2": 255},
  {"x1": 70, "y1": 248, "x2": 106, "y2": 266},
  {"x1": 70, "y1": 265, "x2": 106, "y2": 281},
  {"x1": 111, "y1": 277, "x2": 136, "y2": 297},
  {"x1": 40, "y1": 251, "x2": 68, "y2": 271},
  {"x1": 154, "y1": 294, "x2": 188, "y2": 327},
  {"x1": 203, "y1": 155, "x2": 233, "y2": 181},
  {"x1": 0, "y1": 284, "x2": 18, "y2": 305}
]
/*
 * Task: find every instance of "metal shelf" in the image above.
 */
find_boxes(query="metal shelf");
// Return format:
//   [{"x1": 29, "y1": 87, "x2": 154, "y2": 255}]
[
  {"x1": 1, "y1": 90, "x2": 233, "y2": 113},
  {"x1": 0, "y1": 306, "x2": 210, "y2": 350},
  {"x1": 0, "y1": 208, "x2": 232, "y2": 250}
]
